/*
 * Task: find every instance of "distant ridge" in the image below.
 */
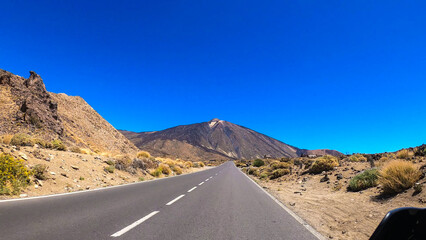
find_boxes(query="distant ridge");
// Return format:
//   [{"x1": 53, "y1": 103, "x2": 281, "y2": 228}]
[{"x1": 121, "y1": 119, "x2": 343, "y2": 161}]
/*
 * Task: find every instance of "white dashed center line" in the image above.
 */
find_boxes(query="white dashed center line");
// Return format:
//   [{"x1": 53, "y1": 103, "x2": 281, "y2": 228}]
[
  {"x1": 199, "y1": 182, "x2": 204, "y2": 186},
  {"x1": 111, "y1": 211, "x2": 159, "y2": 237},
  {"x1": 166, "y1": 194, "x2": 185, "y2": 206},
  {"x1": 187, "y1": 186, "x2": 197, "y2": 192}
]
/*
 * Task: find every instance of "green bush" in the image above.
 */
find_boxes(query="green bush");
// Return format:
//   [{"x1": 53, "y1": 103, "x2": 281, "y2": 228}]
[
  {"x1": 10, "y1": 134, "x2": 34, "y2": 146},
  {"x1": 33, "y1": 164, "x2": 48, "y2": 180},
  {"x1": 51, "y1": 139, "x2": 66, "y2": 151},
  {"x1": 309, "y1": 155, "x2": 339, "y2": 174},
  {"x1": 105, "y1": 160, "x2": 115, "y2": 166},
  {"x1": 269, "y1": 169, "x2": 290, "y2": 179},
  {"x1": 0, "y1": 153, "x2": 32, "y2": 195},
  {"x1": 104, "y1": 165, "x2": 115, "y2": 173},
  {"x1": 253, "y1": 159, "x2": 265, "y2": 167},
  {"x1": 348, "y1": 169, "x2": 379, "y2": 192}
]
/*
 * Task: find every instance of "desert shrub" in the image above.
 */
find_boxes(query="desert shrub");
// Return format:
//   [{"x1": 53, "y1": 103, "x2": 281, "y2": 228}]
[
  {"x1": 139, "y1": 177, "x2": 145, "y2": 181},
  {"x1": 115, "y1": 155, "x2": 132, "y2": 170},
  {"x1": 1, "y1": 135, "x2": 13, "y2": 145},
  {"x1": 235, "y1": 161, "x2": 247, "y2": 167},
  {"x1": 260, "y1": 173, "x2": 268, "y2": 179},
  {"x1": 70, "y1": 146, "x2": 82, "y2": 153},
  {"x1": 33, "y1": 138, "x2": 51, "y2": 148},
  {"x1": 269, "y1": 169, "x2": 290, "y2": 179},
  {"x1": 164, "y1": 159, "x2": 177, "y2": 168},
  {"x1": 159, "y1": 163, "x2": 171, "y2": 175},
  {"x1": 414, "y1": 145, "x2": 426, "y2": 157},
  {"x1": 413, "y1": 183, "x2": 423, "y2": 194},
  {"x1": 10, "y1": 133, "x2": 34, "y2": 146},
  {"x1": 248, "y1": 167, "x2": 259, "y2": 176},
  {"x1": 104, "y1": 165, "x2": 115, "y2": 173},
  {"x1": 396, "y1": 149, "x2": 414, "y2": 160},
  {"x1": 198, "y1": 161, "x2": 205, "y2": 167},
  {"x1": 137, "y1": 151, "x2": 151, "y2": 159},
  {"x1": 379, "y1": 160, "x2": 421, "y2": 194},
  {"x1": 280, "y1": 157, "x2": 291, "y2": 162},
  {"x1": 132, "y1": 159, "x2": 147, "y2": 170},
  {"x1": 348, "y1": 169, "x2": 379, "y2": 192},
  {"x1": 270, "y1": 161, "x2": 292, "y2": 170},
  {"x1": 51, "y1": 139, "x2": 66, "y2": 151},
  {"x1": 347, "y1": 154, "x2": 367, "y2": 162},
  {"x1": 0, "y1": 153, "x2": 32, "y2": 195},
  {"x1": 309, "y1": 155, "x2": 339, "y2": 174},
  {"x1": 150, "y1": 168, "x2": 162, "y2": 177},
  {"x1": 377, "y1": 156, "x2": 390, "y2": 167},
  {"x1": 253, "y1": 159, "x2": 265, "y2": 167},
  {"x1": 79, "y1": 176, "x2": 85, "y2": 181},
  {"x1": 171, "y1": 165, "x2": 183, "y2": 175},
  {"x1": 32, "y1": 164, "x2": 48, "y2": 180},
  {"x1": 105, "y1": 159, "x2": 115, "y2": 166},
  {"x1": 184, "y1": 161, "x2": 193, "y2": 169}
]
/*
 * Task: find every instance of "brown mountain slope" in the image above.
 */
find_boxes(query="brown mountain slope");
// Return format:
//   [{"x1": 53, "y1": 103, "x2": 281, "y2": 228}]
[
  {"x1": 51, "y1": 93, "x2": 138, "y2": 155},
  {"x1": 121, "y1": 119, "x2": 342, "y2": 161},
  {"x1": 0, "y1": 69, "x2": 137, "y2": 155}
]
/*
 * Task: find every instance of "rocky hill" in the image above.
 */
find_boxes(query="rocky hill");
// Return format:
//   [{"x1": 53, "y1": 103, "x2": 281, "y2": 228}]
[
  {"x1": 0, "y1": 69, "x2": 138, "y2": 155},
  {"x1": 120, "y1": 119, "x2": 343, "y2": 161}
]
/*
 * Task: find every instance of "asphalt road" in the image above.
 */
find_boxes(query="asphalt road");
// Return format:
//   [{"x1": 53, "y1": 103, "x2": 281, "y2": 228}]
[{"x1": 0, "y1": 162, "x2": 321, "y2": 240}]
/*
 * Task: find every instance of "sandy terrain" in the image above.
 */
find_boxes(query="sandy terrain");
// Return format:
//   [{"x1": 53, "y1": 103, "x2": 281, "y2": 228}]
[
  {"x1": 0, "y1": 144, "x2": 209, "y2": 200},
  {"x1": 248, "y1": 161, "x2": 426, "y2": 240}
]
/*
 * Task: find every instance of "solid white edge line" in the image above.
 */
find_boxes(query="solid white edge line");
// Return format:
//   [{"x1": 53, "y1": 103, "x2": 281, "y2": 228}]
[
  {"x1": 0, "y1": 163, "x2": 226, "y2": 203},
  {"x1": 187, "y1": 186, "x2": 197, "y2": 192},
  {"x1": 111, "y1": 211, "x2": 159, "y2": 237},
  {"x1": 199, "y1": 182, "x2": 204, "y2": 186},
  {"x1": 166, "y1": 194, "x2": 185, "y2": 206},
  {"x1": 236, "y1": 164, "x2": 326, "y2": 240}
]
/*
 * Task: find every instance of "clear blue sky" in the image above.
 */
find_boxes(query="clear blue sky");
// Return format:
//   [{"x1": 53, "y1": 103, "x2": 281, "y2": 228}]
[{"x1": 1, "y1": 1, "x2": 425, "y2": 154}]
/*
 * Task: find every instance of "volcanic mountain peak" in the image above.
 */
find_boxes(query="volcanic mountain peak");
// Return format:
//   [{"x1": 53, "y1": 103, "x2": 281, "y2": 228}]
[
  {"x1": 121, "y1": 119, "x2": 342, "y2": 161},
  {"x1": 208, "y1": 118, "x2": 223, "y2": 128}
]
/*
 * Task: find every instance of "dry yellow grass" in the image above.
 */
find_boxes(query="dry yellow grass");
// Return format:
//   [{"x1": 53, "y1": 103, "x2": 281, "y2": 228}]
[
  {"x1": 396, "y1": 149, "x2": 414, "y2": 159},
  {"x1": 159, "y1": 163, "x2": 171, "y2": 175},
  {"x1": 376, "y1": 156, "x2": 391, "y2": 167},
  {"x1": 184, "y1": 161, "x2": 193, "y2": 168},
  {"x1": 171, "y1": 165, "x2": 183, "y2": 175},
  {"x1": 379, "y1": 160, "x2": 421, "y2": 194},
  {"x1": 310, "y1": 155, "x2": 339, "y2": 174},
  {"x1": 1, "y1": 135, "x2": 13, "y2": 145},
  {"x1": 347, "y1": 154, "x2": 367, "y2": 162},
  {"x1": 198, "y1": 161, "x2": 205, "y2": 167},
  {"x1": 137, "y1": 151, "x2": 151, "y2": 159}
]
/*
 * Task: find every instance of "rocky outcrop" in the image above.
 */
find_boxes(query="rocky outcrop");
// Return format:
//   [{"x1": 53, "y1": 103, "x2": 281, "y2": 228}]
[
  {"x1": 0, "y1": 69, "x2": 63, "y2": 135},
  {"x1": 0, "y1": 69, "x2": 138, "y2": 155}
]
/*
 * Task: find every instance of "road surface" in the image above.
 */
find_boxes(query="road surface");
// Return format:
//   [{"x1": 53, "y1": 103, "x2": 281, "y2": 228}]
[{"x1": 0, "y1": 161, "x2": 321, "y2": 240}]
